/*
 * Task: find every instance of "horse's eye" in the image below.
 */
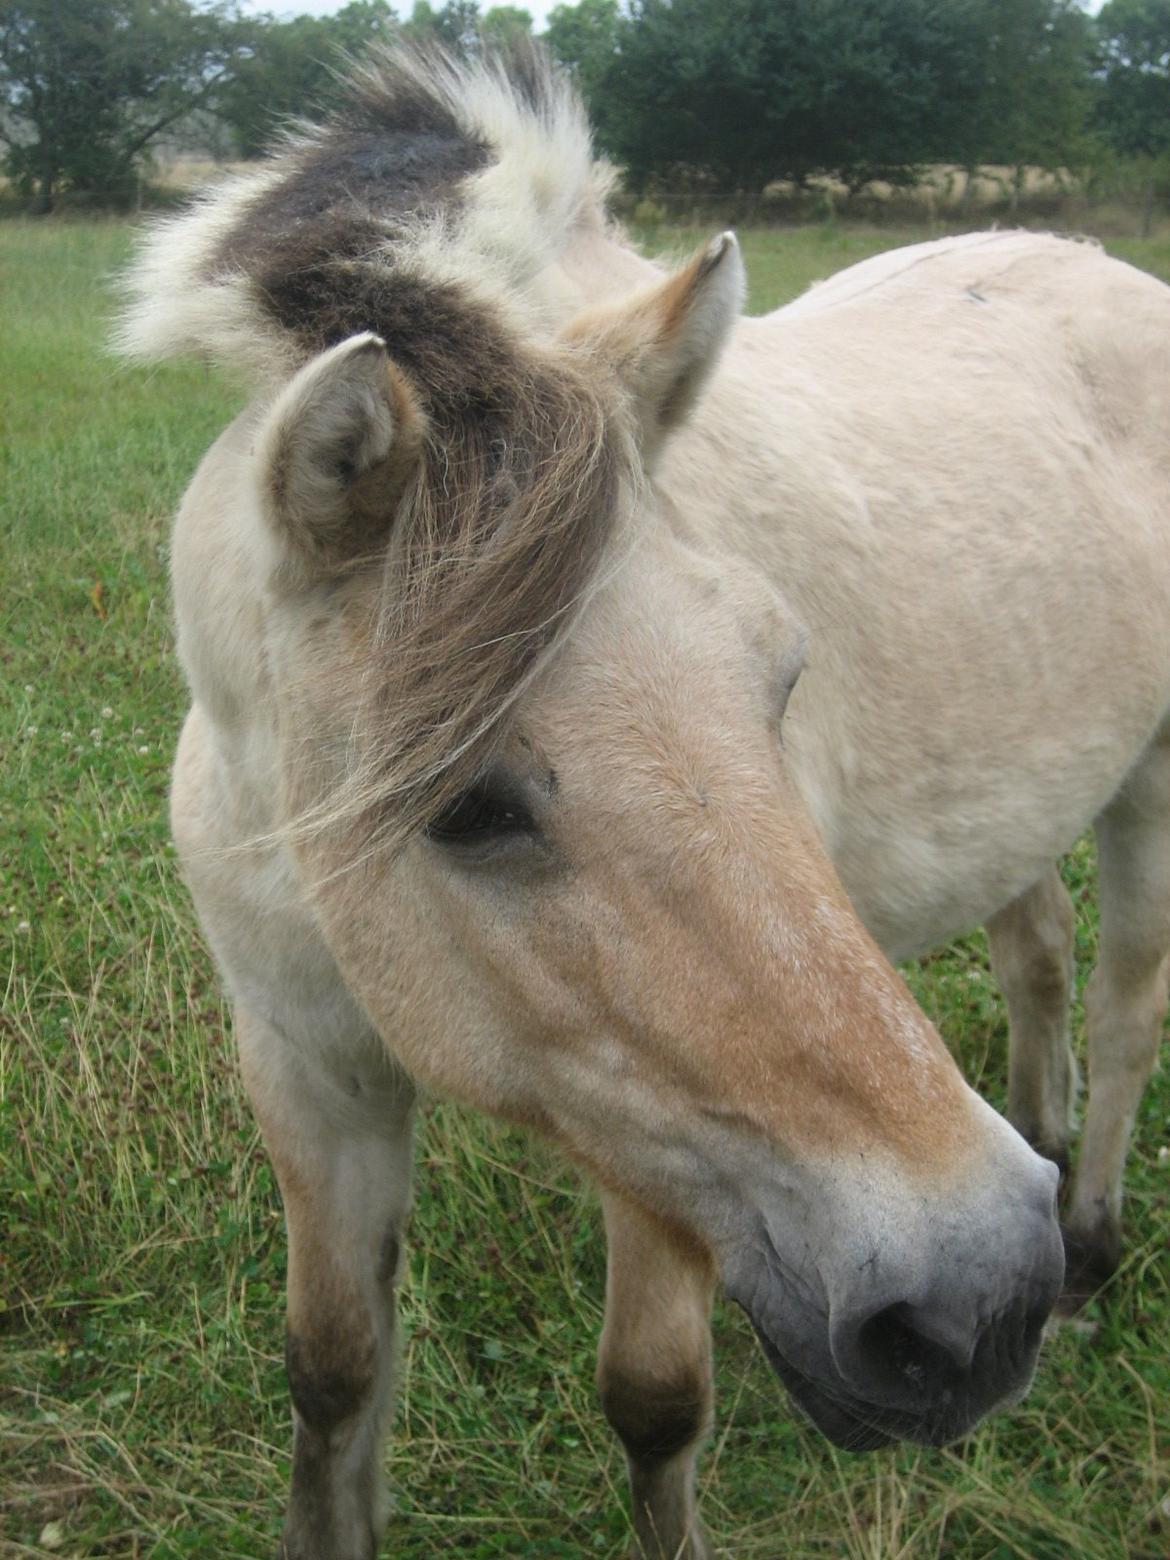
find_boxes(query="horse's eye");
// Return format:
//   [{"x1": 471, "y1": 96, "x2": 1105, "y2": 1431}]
[{"x1": 426, "y1": 783, "x2": 533, "y2": 846}]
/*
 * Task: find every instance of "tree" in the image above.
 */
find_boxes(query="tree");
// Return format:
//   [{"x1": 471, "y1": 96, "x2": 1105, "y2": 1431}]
[
  {"x1": 575, "y1": 0, "x2": 1094, "y2": 196},
  {"x1": 216, "y1": 0, "x2": 395, "y2": 160},
  {"x1": 1095, "y1": 0, "x2": 1170, "y2": 231},
  {"x1": 480, "y1": 5, "x2": 531, "y2": 48},
  {"x1": 544, "y1": 0, "x2": 621, "y2": 140},
  {"x1": 597, "y1": 0, "x2": 993, "y2": 194},
  {"x1": 963, "y1": 0, "x2": 1094, "y2": 177},
  {"x1": 595, "y1": 0, "x2": 801, "y2": 191},
  {"x1": 328, "y1": 0, "x2": 397, "y2": 54},
  {"x1": 402, "y1": 0, "x2": 479, "y2": 51},
  {"x1": 789, "y1": 0, "x2": 991, "y2": 192},
  {"x1": 0, "y1": 0, "x2": 244, "y2": 209},
  {"x1": 1097, "y1": 0, "x2": 1170, "y2": 158}
]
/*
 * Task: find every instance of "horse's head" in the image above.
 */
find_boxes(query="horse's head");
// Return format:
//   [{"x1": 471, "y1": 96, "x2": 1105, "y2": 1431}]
[{"x1": 248, "y1": 234, "x2": 1062, "y2": 1452}]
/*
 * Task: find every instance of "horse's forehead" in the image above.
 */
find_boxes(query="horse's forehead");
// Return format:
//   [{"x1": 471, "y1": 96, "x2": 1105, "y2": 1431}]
[
  {"x1": 523, "y1": 543, "x2": 802, "y2": 765},
  {"x1": 585, "y1": 536, "x2": 799, "y2": 657}
]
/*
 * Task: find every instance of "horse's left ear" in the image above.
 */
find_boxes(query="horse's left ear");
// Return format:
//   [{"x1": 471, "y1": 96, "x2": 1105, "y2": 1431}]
[
  {"x1": 564, "y1": 232, "x2": 745, "y2": 459},
  {"x1": 255, "y1": 331, "x2": 425, "y2": 582}
]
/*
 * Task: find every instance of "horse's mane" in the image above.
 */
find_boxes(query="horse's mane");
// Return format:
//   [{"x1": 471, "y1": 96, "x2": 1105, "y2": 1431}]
[
  {"x1": 116, "y1": 39, "x2": 613, "y2": 379},
  {"x1": 119, "y1": 43, "x2": 638, "y2": 860}
]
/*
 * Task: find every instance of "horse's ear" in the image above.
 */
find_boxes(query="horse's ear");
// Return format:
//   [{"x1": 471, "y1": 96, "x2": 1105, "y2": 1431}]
[
  {"x1": 565, "y1": 232, "x2": 745, "y2": 459},
  {"x1": 256, "y1": 332, "x2": 424, "y2": 577}
]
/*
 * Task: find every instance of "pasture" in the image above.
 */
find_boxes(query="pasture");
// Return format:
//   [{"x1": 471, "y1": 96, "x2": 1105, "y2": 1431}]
[{"x1": 2, "y1": 217, "x2": 1168, "y2": 1559}]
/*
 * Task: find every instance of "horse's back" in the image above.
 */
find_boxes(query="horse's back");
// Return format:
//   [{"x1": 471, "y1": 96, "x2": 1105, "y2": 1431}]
[
  {"x1": 693, "y1": 234, "x2": 1170, "y2": 954},
  {"x1": 773, "y1": 230, "x2": 1170, "y2": 470}
]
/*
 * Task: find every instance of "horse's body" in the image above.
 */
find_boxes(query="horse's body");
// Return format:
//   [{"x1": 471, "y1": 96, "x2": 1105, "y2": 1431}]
[
  {"x1": 683, "y1": 229, "x2": 1170, "y2": 958},
  {"x1": 120, "y1": 46, "x2": 1168, "y2": 1560}
]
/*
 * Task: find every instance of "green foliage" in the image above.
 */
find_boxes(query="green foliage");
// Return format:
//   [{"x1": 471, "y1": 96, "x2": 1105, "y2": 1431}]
[
  {"x1": 574, "y1": 0, "x2": 1094, "y2": 195},
  {"x1": 402, "y1": 0, "x2": 479, "y2": 51},
  {"x1": 399, "y1": 3, "x2": 531, "y2": 60},
  {"x1": 2, "y1": 217, "x2": 1169, "y2": 1559},
  {"x1": 545, "y1": 0, "x2": 621, "y2": 139},
  {"x1": 968, "y1": 0, "x2": 1094, "y2": 172},
  {"x1": 215, "y1": 0, "x2": 395, "y2": 160},
  {"x1": 0, "y1": 0, "x2": 245, "y2": 209},
  {"x1": 0, "y1": 0, "x2": 1158, "y2": 213},
  {"x1": 480, "y1": 4, "x2": 531, "y2": 47},
  {"x1": 1097, "y1": 0, "x2": 1170, "y2": 159}
]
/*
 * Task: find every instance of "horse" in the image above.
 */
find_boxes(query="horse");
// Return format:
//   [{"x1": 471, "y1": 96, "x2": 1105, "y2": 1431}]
[{"x1": 116, "y1": 43, "x2": 1170, "y2": 1560}]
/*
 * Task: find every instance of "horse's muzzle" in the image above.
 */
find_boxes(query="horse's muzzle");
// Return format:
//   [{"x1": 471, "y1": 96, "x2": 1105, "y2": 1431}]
[
  {"x1": 746, "y1": 1287, "x2": 1056, "y2": 1450},
  {"x1": 724, "y1": 1158, "x2": 1064, "y2": 1450}
]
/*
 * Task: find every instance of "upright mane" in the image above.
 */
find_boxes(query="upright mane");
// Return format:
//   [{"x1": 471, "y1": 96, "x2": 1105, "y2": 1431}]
[
  {"x1": 116, "y1": 40, "x2": 613, "y2": 380},
  {"x1": 120, "y1": 43, "x2": 637, "y2": 857}
]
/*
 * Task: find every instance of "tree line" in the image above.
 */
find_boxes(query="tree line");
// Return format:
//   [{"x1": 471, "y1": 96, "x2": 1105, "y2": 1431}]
[{"x1": 2, "y1": 0, "x2": 1169, "y2": 211}]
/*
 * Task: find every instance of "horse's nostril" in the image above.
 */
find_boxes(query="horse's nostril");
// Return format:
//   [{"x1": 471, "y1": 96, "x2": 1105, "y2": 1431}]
[{"x1": 845, "y1": 1300, "x2": 976, "y2": 1402}]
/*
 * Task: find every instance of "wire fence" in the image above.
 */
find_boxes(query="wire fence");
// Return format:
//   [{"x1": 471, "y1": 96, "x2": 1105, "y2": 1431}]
[{"x1": 607, "y1": 165, "x2": 1170, "y2": 239}]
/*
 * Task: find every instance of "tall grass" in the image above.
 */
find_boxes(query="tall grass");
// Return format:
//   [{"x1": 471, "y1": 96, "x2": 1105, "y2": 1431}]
[{"x1": 2, "y1": 218, "x2": 1168, "y2": 1559}]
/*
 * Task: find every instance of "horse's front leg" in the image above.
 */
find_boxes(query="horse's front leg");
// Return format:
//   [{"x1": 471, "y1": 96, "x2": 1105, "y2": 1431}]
[
  {"x1": 236, "y1": 1008, "x2": 416, "y2": 1560},
  {"x1": 597, "y1": 1192, "x2": 716, "y2": 1560},
  {"x1": 985, "y1": 866, "x2": 1079, "y2": 1171},
  {"x1": 1065, "y1": 739, "x2": 1170, "y2": 1300}
]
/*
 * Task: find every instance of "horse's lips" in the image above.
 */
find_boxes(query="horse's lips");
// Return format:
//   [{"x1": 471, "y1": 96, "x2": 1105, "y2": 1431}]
[
  {"x1": 724, "y1": 1236, "x2": 907, "y2": 1451},
  {"x1": 742, "y1": 1307, "x2": 896, "y2": 1452},
  {"x1": 744, "y1": 1303, "x2": 1001, "y2": 1452}
]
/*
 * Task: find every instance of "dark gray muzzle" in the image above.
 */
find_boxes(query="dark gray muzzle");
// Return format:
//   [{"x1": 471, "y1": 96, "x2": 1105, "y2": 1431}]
[{"x1": 725, "y1": 1153, "x2": 1064, "y2": 1450}]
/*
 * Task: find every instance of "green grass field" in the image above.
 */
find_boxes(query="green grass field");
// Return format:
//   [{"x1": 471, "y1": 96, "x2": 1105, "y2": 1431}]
[{"x1": 2, "y1": 217, "x2": 1168, "y2": 1560}]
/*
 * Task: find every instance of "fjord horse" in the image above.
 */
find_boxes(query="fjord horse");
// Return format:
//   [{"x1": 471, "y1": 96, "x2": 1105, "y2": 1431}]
[{"x1": 120, "y1": 44, "x2": 1170, "y2": 1559}]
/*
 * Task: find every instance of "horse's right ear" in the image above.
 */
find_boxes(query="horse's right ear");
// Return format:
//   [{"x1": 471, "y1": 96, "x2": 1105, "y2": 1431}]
[
  {"x1": 255, "y1": 332, "x2": 424, "y2": 577},
  {"x1": 563, "y1": 232, "x2": 745, "y2": 462}
]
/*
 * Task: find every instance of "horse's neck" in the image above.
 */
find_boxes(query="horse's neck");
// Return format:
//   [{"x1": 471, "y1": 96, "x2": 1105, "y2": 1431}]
[{"x1": 537, "y1": 215, "x2": 664, "y2": 318}]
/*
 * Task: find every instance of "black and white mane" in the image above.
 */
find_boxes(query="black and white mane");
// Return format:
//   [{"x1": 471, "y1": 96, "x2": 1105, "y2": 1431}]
[{"x1": 117, "y1": 43, "x2": 613, "y2": 386}]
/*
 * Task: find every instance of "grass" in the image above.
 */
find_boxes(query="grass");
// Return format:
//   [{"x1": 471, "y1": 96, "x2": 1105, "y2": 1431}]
[{"x1": 2, "y1": 215, "x2": 1168, "y2": 1560}]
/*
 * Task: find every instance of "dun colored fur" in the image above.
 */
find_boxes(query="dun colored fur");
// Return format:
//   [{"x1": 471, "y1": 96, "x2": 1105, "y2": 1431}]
[{"x1": 120, "y1": 40, "x2": 1169, "y2": 1560}]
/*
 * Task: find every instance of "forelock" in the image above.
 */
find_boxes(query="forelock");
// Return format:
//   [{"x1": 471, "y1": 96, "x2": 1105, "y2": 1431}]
[{"x1": 287, "y1": 342, "x2": 637, "y2": 868}]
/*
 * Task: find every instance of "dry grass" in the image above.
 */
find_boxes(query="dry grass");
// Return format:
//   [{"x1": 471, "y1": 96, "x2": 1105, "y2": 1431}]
[{"x1": 2, "y1": 217, "x2": 1168, "y2": 1559}]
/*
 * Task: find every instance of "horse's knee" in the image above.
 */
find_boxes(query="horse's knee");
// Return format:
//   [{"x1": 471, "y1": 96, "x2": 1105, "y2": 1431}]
[
  {"x1": 286, "y1": 1323, "x2": 378, "y2": 1436},
  {"x1": 994, "y1": 896, "x2": 1074, "y2": 1012},
  {"x1": 282, "y1": 1316, "x2": 387, "y2": 1560},
  {"x1": 598, "y1": 1359, "x2": 711, "y2": 1467},
  {"x1": 1019, "y1": 944, "x2": 1073, "y2": 1013},
  {"x1": 1085, "y1": 957, "x2": 1169, "y2": 1060}
]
